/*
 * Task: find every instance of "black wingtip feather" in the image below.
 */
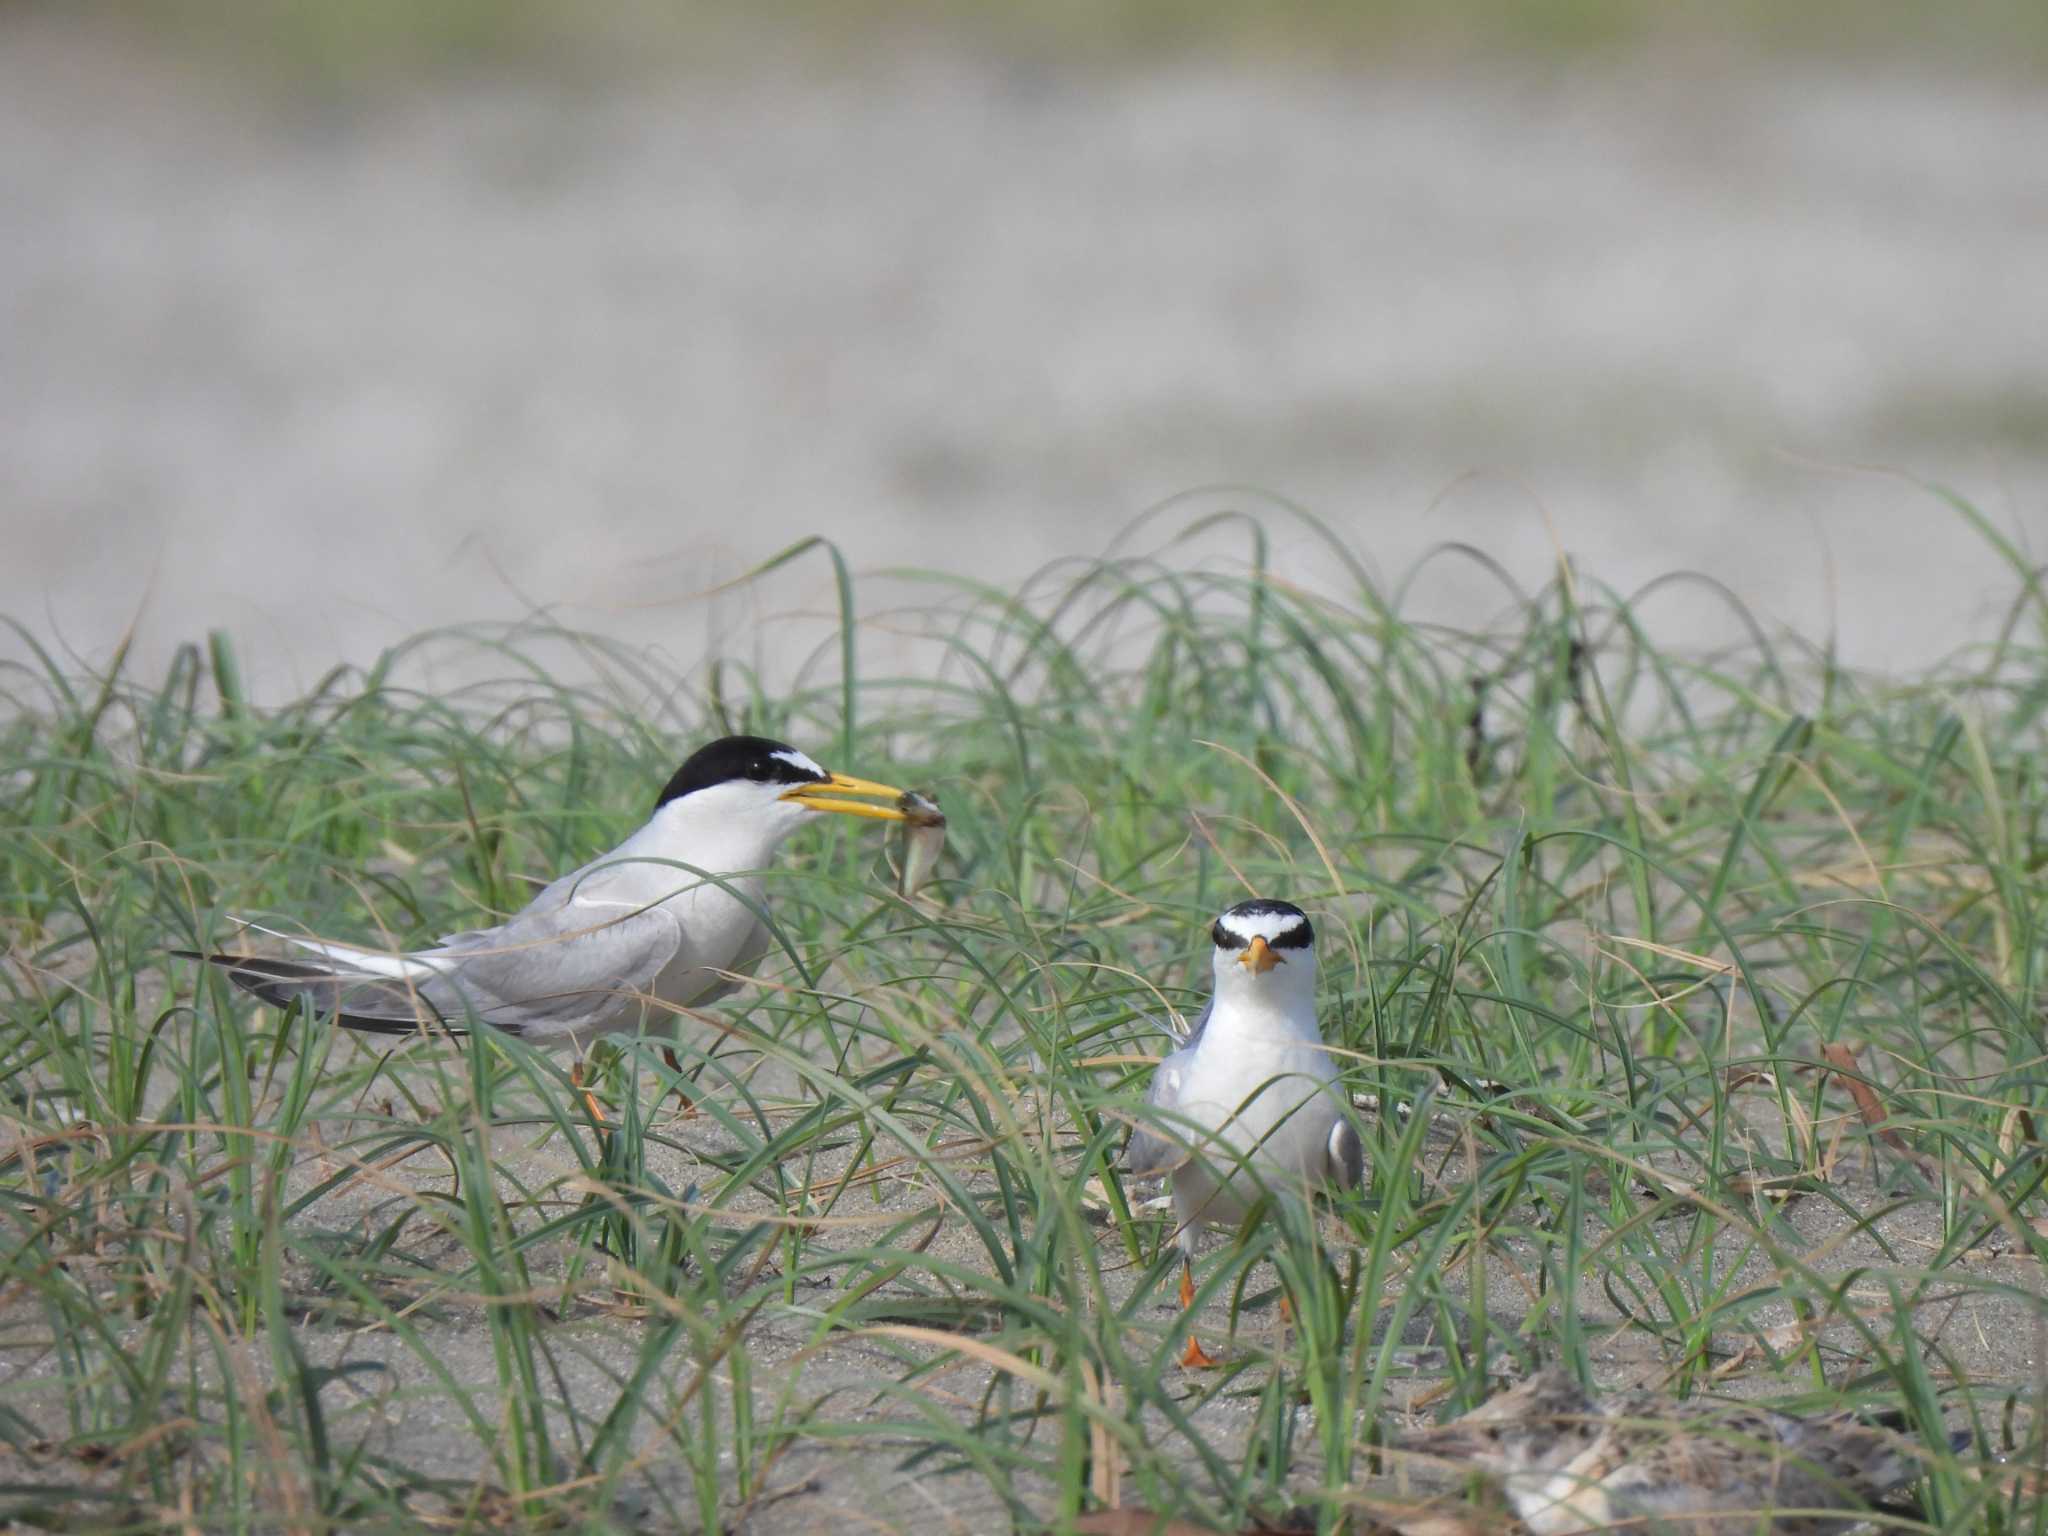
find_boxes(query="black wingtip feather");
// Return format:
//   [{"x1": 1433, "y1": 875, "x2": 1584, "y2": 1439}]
[{"x1": 172, "y1": 949, "x2": 467, "y2": 1038}]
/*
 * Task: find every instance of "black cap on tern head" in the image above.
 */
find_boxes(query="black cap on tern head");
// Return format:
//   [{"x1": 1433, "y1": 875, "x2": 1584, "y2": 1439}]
[
  {"x1": 1210, "y1": 898, "x2": 1315, "y2": 952},
  {"x1": 655, "y1": 735, "x2": 828, "y2": 811}
]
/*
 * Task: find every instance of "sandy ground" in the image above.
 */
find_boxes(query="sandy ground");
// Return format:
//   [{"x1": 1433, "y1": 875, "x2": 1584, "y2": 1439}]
[
  {"x1": 4, "y1": 8, "x2": 2046, "y2": 699},
  {"x1": 6, "y1": 1034, "x2": 2040, "y2": 1532}
]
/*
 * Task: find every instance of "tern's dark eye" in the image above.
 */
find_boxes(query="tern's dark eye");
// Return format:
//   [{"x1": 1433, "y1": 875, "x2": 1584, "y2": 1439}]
[{"x1": 745, "y1": 760, "x2": 773, "y2": 783}]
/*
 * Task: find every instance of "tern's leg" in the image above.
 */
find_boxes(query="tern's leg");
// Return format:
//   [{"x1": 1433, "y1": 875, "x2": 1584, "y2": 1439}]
[
  {"x1": 1178, "y1": 1257, "x2": 1219, "y2": 1369},
  {"x1": 659, "y1": 1047, "x2": 699, "y2": 1117},
  {"x1": 570, "y1": 1059, "x2": 607, "y2": 1124}
]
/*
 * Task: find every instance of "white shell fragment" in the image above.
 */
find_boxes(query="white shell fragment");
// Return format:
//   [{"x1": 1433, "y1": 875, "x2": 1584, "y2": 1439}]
[{"x1": 895, "y1": 790, "x2": 946, "y2": 896}]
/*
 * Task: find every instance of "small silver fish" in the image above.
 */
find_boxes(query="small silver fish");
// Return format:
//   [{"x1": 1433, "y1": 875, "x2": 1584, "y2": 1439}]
[{"x1": 896, "y1": 790, "x2": 946, "y2": 896}]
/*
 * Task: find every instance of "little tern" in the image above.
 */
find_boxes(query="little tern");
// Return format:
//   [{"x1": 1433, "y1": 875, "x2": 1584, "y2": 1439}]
[
  {"x1": 1122, "y1": 897, "x2": 1362, "y2": 1367},
  {"x1": 183, "y1": 736, "x2": 913, "y2": 1091}
]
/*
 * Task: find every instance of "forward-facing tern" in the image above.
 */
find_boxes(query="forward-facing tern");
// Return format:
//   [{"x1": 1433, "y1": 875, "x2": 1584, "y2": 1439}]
[
  {"x1": 1405, "y1": 1367, "x2": 1946, "y2": 1536},
  {"x1": 1122, "y1": 898, "x2": 1363, "y2": 1367},
  {"x1": 184, "y1": 736, "x2": 920, "y2": 1105}
]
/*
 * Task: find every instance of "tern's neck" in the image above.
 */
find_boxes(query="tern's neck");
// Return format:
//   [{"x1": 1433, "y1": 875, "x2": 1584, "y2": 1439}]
[
  {"x1": 626, "y1": 796, "x2": 799, "y2": 877},
  {"x1": 1205, "y1": 977, "x2": 1322, "y2": 1044}
]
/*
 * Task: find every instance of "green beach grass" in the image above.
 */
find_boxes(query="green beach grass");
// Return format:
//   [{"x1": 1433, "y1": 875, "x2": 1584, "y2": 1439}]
[
  {"x1": 2, "y1": 506, "x2": 2045, "y2": 1532},
  {"x1": 112, "y1": 0, "x2": 2048, "y2": 81}
]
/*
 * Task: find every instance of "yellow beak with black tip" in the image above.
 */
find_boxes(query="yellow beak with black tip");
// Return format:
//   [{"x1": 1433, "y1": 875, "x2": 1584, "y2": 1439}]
[
  {"x1": 1238, "y1": 935, "x2": 1281, "y2": 974},
  {"x1": 780, "y1": 771, "x2": 910, "y2": 822}
]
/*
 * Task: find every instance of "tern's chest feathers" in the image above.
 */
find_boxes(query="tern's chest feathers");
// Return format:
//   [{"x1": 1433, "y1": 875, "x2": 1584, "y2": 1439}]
[
  {"x1": 1178, "y1": 1020, "x2": 1340, "y2": 1166},
  {"x1": 571, "y1": 813, "x2": 777, "y2": 963}
]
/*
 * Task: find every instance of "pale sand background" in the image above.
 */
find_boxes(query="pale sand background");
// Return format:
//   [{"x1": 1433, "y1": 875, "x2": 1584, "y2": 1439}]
[
  {"x1": 4, "y1": 19, "x2": 2044, "y2": 1522},
  {"x1": 3, "y1": 7, "x2": 2045, "y2": 697}
]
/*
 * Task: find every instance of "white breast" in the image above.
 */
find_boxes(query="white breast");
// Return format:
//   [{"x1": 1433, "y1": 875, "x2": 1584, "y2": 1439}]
[
  {"x1": 548, "y1": 809, "x2": 780, "y2": 1035},
  {"x1": 1504, "y1": 1471, "x2": 1614, "y2": 1536},
  {"x1": 1169, "y1": 1019, "x2": 1343, "y2": 1227},
  {"x1": 643, "y1": 877, "x2": 770, "y2": 1008}
]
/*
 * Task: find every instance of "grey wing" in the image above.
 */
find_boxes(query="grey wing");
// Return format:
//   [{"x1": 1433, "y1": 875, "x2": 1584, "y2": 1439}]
[
  {"x1": 414, "y1": 899, "x2": 687, "y2": 1034},
  {"x1": 1122, "y1": 1044, "x2": 1196, "y2": 1178},
  {"x1": 1326, "y1": 1115, "x2": 1365, "y2": 1192},
  {"x1": 1773, "y1": 1413, "x2": 1921, "y2": 1503},
  {"x1": 434, "y1": 859, "x2": 611, "y2": 947},
  {"x1": 1177, "y1": 993, "x2": 1213, "y2": 1050},
  {"x1": 197, "y1": 900, "x2": 686, "y2": 1038},
  {"x1": 1597, "y1": 1404, "x2": 1877, "y2": 1521}
]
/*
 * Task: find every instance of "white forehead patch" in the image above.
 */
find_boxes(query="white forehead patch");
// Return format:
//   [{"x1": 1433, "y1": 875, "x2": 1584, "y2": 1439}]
[
  {"x1": 1216, "y1": 909, "x2": 1311, "y2": 945},
  {"x1": 772, "y1": 747, "x2": 826, "y2": 779}
]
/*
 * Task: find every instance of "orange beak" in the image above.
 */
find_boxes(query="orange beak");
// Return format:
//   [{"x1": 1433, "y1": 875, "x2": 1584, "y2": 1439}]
[{"x1": 1238, "y1": 935, "x2": 1280, "y2": 974}]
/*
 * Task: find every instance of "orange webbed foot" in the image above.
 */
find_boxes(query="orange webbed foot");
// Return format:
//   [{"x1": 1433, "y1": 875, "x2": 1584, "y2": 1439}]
[{"x1": 1177, "y1": 1260, "x2": 1221, "y2": 1367}]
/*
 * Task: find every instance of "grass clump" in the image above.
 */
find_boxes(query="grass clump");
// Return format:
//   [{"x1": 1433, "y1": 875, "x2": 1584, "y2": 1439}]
[{"x1": 2, "y1": 507, "x2": 2044, "y2": 1533}]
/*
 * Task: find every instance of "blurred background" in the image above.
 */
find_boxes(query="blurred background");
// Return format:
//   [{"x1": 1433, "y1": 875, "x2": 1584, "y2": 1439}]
[{"x1": 4, "y1": 0, "x2": 2044, "y2": 697}]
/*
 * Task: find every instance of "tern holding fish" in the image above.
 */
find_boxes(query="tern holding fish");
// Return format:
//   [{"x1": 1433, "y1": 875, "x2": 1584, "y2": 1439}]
[{"x1": 183, "y1": 737, "x2": 942, "y2": 1091}]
